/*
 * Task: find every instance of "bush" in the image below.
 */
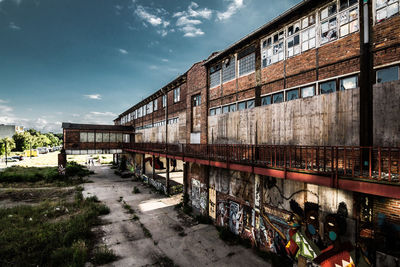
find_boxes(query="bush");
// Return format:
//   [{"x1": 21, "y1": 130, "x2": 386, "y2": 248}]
[
  {"x1": 132, "y1": 186, "x2": 140, "y2": 194},
  {"x1": 92, "y1": 246, "x2": 117, "y2": 265}
]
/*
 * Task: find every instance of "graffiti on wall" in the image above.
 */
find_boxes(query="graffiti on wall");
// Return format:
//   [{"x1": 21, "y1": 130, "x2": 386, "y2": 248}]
[
  {"x1": 191, "y1": 179, "x2": 207, "y2": 213},
  {"x1": 209, "y1": 188, "x2": 217, "y2": 220},
  {"x1": 229, "y1": 202, "x2": 241, "y2": 235},
  {"x1": 255, "y1": 175, "x2": 261, "y2": 210}
]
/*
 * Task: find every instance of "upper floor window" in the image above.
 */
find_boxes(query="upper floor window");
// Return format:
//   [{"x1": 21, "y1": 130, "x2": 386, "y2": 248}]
[
  {"x1": 320, "y1": 80, "x2": 337, "y2": 94},
  {"x1": 273, "y1": 92, "x2": 284, "y2": 103},
  {"x1": 340, "y1": 75, "x2": 358, "y2": 89},
  {"x1": 222, "y1": 57, "x2": 236, "y2": 83},
  {"x1": 262, "y1": 30, "x2": 285, "y2": 68},
  {"x1": 222, "y1": 103, "x2": 237, "y2": 113},
  {"x1": 238, "y1": 99, "x2": 255, "y2": 110},
  {"x1": 376, "y1": 66, "x2": 399, "y2": 83},
  {"x1": 376, "y1": 0, "x2": 399, "y2": 23},
  {"x1": 162, "y1": 95, "x2": 167, "y2": 108},
  {"x1": 142, "y1": 105, "x2": 146, "y2": 116},
  {"x1": 287, "y1": 21, "x2": 301, "y2": 57},
  {"x1": 339, "y1": 6, "x2": 358, "y2": 37},
  {"x1": 192, "y1": 94, "x2": 201, "y2": 107},
  {"x1": 261, "y1": 95, "x2": 272, "y2": 106},
  {"x1": 210, "y1": 64, "x2": 221, "y2": 88},
  {"x1": 286, "y1": 89, "x2": 299, "y2": 101},
  {"x1": 320, "y1": 2, "x2": 338, "y2": 44},
  {"x1": 239, "y1": 53, "x2": 255, "y2": 76},
  {"x1": 153, "y1": 99, "x2": 158, "y2": 111},
  {"x1": 146, "y1": 102, "x2": 153, "y2": 114},
  {"x1": 301, "y1": 85, "x2": 315, "y2": 98},
  {"x1": 173, "y1": 87, "x2": 180, "y2": 103},
  {"x1": 137, "y1": 107, "x2": 142, "y2": 118},
  {"x1": 301, "y1": 14, "x2": 316, "y2": 52},
  {"x1": 210, "y1": 107, "x2": 221, "y2": 116}
]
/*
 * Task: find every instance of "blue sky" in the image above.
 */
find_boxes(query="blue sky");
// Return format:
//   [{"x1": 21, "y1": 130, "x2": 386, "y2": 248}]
[{"x1": 0, "y1": 0, "x2": 300, "y2": 133}]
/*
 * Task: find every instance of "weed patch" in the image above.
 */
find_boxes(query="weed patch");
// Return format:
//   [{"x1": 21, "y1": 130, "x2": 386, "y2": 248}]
[
  {"x1": 132, "y1": 186, "x2": 140, "y2": 194},
  {"x1": 91, "y1": 245, "x2": 118, "y2": 265}
]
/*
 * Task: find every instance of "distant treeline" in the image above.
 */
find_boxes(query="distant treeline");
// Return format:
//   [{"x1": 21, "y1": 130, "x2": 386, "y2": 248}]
[{"x1": 0, "y1": 129, "x2": 62, "y2": 156}]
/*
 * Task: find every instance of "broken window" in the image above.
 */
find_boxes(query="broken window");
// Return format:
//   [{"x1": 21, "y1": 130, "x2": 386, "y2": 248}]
[
  {"x1": 262, "y1": 30, "x2": 285, "y2": 68},
  {"x1": 80, "y1": 132, "x2": 88, "y2": 142},
  {"x1": 210, "y1": 64, "x2": 221, "y2": 88},
  {"x1": 173, "y1": 87, "x2": 180, "y2": 103},
  {"x1": 340, "y1": 7, "x2": 359, "y2": 37},
  {"x1": 320, "y1": 80, "x2": 337, "y2": 94},
  {"x1": 261, "y1": 95, "x2": 272, "y2": 106},
  {"x1": 146, "y1": 102, "x2": 153, "y2": 114},
  {"x1": 376, "y1": 66, "x2": 399, "y2": 83},
  {"x1": 273, "y1": 92, "x2": 284, "y2": 103},
  {"x1": 340, "y1": 0, "x2": 358, "y2": 11},
  {"x1": 192, "y1": 94, "x2": 201, "y2": 107},
  {"x1": 286, "y1": 89, "x2": 299, "y2": 101},
  {"x1": 222, "y1": 56, "x2": 236, "y2": 83},
  {"x1": 287, "y1": 21, "x2": 301, "y2": 57},
  {"x1": 340, "y1": 75, "x2": 358, "y2": 89},
  {"x1": 320, "y1": 2, "x2": 338, "y2": 44},
  {"x1": 376, "y1": 0, "x2": 399, "y2": 23},
  {"x1": 238, "y1": 53, "x2": 255, "y2": 77},
  {"x1": 153, "y1": 99, "x2": 158, "y2": 111},
  {"x1": 301, "y1": 85, "x2": 315, "y2": 98}
]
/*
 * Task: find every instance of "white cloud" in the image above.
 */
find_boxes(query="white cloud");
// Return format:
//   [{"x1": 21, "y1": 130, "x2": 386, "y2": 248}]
[
  {"x1": 161, "y1": 58, "x2": 169, "y2": 62},
  {"x1": 135, "y1": 5, "x2": 171, "y2": 36},
  {"x1": 173, "y1": 2, "x2": 212, "y2": 37},
  {"x1": 217, "y1": 0, "x2": 244, "y2": 21},
  {"x1": 135, "y1": 5, "x2": 163, "y2": 26},
  {"x1": 149, "y1": 65, "x2": 158, "y2": 70},
  {"x1": 118, "y1": 48, "x2": 128, "y2": 54},
  {"x1": 89, "y1": 111, "x2": 116, "y2": 117},
  {"x1": 0, "y1": 104, "x2": 13, "y2": 113},
  {"x1": 9, "y1": 22, "x2": 21, "y2": 30},
  {"x1": 0, "y1": 99, "x2": 8, "y2": 103},
  {"x1": 84, "y1": 94, "x2": 102, "y2": 100}
]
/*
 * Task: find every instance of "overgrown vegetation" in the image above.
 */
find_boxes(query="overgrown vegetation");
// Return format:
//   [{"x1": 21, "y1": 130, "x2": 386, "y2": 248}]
[
  {"x1": 132, "y1": 186, "x2": 140, "y2": 194},
  {"x1": 0, "y1": 161, "x2": 92, "y2": 186},
  {"x1": 0, "y1": 189, "x2": 115, "y2": 266},
  {"x1": 92, "y1": 245, "x2": 118, "y2": 265}
]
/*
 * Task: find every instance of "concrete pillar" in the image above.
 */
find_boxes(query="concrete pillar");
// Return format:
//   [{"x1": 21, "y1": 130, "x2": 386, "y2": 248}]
[
  {"x1": 183, "y1": 162, "x2": 188, "y2": 196},
  {"x1": 142, "y1": 153, "x2": 145, "y2": 176},
  {"x1": 152, "y1": 155, "x2": 155, "y2": 178},
  {"x1": 166, "y1": 158, "x2": 170, "y2": 195}
]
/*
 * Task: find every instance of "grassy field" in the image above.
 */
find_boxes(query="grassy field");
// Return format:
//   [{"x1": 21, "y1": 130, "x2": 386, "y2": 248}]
[
  {"x1": 0, "y1": 162, "x2": 93, "y2": 187},
  {"x1": 0, "y1": 187, "x2": 116, "y2": 266}
]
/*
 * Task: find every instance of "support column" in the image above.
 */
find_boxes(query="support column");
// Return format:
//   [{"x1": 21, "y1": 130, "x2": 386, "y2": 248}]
[
  {"x1": 152, "y1": 155, "x2": 155, "y2": 178},
  {"x1": 142, "y1": 153, "x2": 145, "y2": 176},
  {"x1": 183, "y1": 162, "x2": 188, "y2": 197},
  {"x1": 166, "y1": 158, "x2": 170, "y2": 195}
]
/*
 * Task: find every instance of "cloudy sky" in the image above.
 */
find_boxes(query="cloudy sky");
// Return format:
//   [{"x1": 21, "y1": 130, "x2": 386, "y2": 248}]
[{"x1": 0, "y1": 0, "x2": 300, "y2": 133}]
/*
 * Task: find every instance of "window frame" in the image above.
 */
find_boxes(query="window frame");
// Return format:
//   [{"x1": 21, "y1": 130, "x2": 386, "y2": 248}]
[
  {"x1": 238, "y1": 52, "x2": 256, "y2": 77},
  {"x1": 210, "y1": 63, "x2": 222, "y2": 88},
  {"x1": 286, "y1": 88, "x2": 300, "y2": 101},
  {"x1": 222, "y1": 56, "x2": 236, "y2": 83},
  {"x1": 375, "y1": 0, "x2": 400, "y2": 23},
  {"x1": 261, "y1": 95, "x2": 272, "y2": 106},
  {"x1": 376, "y1": 65, "x2": 400, "y2": 84},
  {"x1": 320, "y1": 80, "x2": 337, "y2": 94},
  {"x1": 173, "y1": 87, "x2": 180, "y2": 103}
]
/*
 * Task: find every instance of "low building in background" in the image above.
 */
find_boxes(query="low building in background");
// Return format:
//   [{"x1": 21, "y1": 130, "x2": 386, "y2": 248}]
[{"x1": 0, "y1": 124, "x2": 24, "y2": 139}]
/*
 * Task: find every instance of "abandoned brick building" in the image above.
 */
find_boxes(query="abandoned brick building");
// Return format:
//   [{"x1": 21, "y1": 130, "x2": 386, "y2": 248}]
[{"x1": 63, "y1": 0, "x2": 400, "y2": 266}]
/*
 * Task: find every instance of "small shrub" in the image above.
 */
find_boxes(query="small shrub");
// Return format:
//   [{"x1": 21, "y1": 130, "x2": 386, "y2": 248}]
[
  {"x1": 96, "y1": 204, "x2": 110, "y2": 215},
  {"x1": 86, "y1": 195, "x2": 99, "y2": 203},
  {"x1": 132, "y1": 186, "x2": 140, "y2": 194},
  {"x1": 92, "y1": 246, "x2": 117, "y2": 265}
]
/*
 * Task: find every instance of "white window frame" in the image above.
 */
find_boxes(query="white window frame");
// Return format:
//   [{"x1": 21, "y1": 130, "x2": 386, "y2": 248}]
[
  {"x1": 375, "y1": 0, "x2": 400, "y2": 23},
  {"x1": 153, "y1": 99, "x2": 158, "y2": 111}
]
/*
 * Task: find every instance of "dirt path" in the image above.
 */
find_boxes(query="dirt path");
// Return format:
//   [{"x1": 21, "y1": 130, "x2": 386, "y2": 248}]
[{"x1": 83, "y1": 166, "x2": 269, "y2": 267}]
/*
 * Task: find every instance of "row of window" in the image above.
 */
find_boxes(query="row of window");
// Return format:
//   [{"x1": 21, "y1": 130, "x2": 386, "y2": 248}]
[
  {"x1": 120, "y1": 88, "x2": 180, "y2": 125},
  {"x1": 209, "y1": 0, "x2": 400, "y2": 89},
  {"x1": 210, "y1": 99, "x2": 255, "y2": 116},
  {"x1": 66, "y1": 149, "x2": 123, "y2": 155},
  {"x1": 136, "y1": 117, "x2": 179, "y2": 130},
  {"x1": 209, "y1": 65, "x2": 400, "y2": 116},
  {"x1": 79, "y1": 132, "x2": 130, "y2": 143}
]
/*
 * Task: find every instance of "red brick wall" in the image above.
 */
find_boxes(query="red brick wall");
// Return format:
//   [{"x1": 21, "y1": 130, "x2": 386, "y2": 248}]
[
  {"x1": 372, "y1": 16, "x2": 400, "y2": 50},
  {"x1": 318, "y1": 33, "x2": 360, "y2": 66}
]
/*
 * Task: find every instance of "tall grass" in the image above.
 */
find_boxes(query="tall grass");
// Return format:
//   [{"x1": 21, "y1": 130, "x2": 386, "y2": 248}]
[
  {"x1": 0, "y1": 161, "x2": 92, "y2": 185},
  {"x1": 0, "y1": 192, "x2": 114, "y2": 266}
]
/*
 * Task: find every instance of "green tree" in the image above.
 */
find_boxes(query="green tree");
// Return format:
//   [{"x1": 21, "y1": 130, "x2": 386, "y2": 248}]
[
  {"x1": 0, "y1": 137, "x2": 16, "y2": 157},
  {"x1": 13, "y1": 132, "x2": 32, "y2": 152}
]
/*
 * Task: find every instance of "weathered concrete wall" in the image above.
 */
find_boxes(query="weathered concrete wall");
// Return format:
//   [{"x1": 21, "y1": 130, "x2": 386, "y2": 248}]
[
  {"x1": 208, "y1": 89, "x2": 360, "y2": 146},
  {"x1": 373, "y1": 80, "x2": 400, "y2": 147}
]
